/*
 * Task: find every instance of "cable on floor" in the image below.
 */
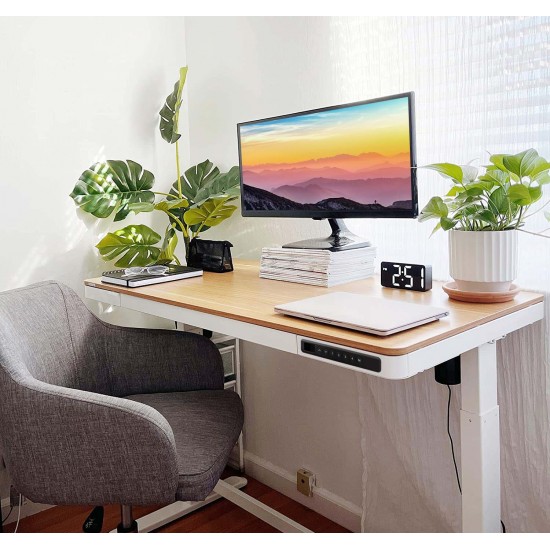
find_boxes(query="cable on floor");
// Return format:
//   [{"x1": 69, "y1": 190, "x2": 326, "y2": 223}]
[{"x1": 13, "y1": 494, "x2": 22, "y2": 533}]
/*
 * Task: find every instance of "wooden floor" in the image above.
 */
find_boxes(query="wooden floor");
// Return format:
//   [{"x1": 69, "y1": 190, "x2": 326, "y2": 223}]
[{"x1": 2, "y1": 474, "x2": 349, "y2": 533}]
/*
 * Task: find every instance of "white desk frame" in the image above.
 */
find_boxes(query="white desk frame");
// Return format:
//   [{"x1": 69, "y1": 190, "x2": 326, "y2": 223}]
[{"x1": 85, "y1": 284, "x2": 544, "y2": 533}]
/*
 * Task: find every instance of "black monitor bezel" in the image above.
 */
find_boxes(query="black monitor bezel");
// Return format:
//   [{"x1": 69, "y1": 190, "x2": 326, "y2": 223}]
[{"x1": 236, "y1": 91, "x2": 418, "y2": 219}]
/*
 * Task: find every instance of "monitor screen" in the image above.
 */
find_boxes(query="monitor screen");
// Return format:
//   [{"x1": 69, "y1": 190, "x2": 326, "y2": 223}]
[{"x1": 237, "y1": 92, "x2": 417, "y2": 219}]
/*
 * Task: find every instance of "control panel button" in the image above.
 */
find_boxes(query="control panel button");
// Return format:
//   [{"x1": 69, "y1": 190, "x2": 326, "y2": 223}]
[{"x1": 301, "y1": 341, "x2": 381, "y2": 373}]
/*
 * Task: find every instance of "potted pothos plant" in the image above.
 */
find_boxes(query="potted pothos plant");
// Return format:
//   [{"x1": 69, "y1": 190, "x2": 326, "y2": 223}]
[
  {"x1": 419, "y1": 148, "x2": 550, "y2": 292},
  {"x1": 70, "y1": 67, "x2": 240, "y2": 267}
]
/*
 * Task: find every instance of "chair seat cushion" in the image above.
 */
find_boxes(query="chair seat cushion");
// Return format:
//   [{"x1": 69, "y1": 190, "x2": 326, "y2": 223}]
[{"x1": 125, "y1": 390, "x2": 243, "y2": 501}]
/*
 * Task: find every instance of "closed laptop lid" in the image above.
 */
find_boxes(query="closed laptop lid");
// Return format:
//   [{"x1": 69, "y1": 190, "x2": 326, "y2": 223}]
[{"x1": 275, "y1": 292, "x2": 449, "y2": 335}]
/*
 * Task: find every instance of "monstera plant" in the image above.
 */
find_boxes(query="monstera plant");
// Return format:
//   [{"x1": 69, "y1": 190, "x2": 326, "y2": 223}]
[{"x1": 70, "y1": 67, "x2": 240, "y2": 267}]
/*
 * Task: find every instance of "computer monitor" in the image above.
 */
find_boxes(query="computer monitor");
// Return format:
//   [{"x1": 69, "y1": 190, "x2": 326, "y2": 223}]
[{"x1": 237, "y1": 92, "x2": 417, "y2": 251}]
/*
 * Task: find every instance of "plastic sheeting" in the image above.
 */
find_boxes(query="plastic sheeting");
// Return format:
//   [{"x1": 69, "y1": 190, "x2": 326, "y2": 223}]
[{"x1": 357, "y1": 296, "x2": 549, "y2": 532}]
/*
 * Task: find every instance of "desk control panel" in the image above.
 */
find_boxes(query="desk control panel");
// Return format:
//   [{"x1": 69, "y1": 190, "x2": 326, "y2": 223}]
[{"x1": 301, "y1": 340, "x2": 381, "y2": 373}]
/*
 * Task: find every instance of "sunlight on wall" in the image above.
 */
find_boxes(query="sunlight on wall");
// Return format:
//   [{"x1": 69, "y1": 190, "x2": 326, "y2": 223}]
[{"x1": 9, "y1": 236, "x2": 47, "y2": 289}]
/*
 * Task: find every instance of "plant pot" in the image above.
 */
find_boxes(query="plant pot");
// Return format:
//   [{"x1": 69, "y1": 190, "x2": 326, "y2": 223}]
[{"x1": 448, "y1": 229, "x2": 518, "y2": 292}]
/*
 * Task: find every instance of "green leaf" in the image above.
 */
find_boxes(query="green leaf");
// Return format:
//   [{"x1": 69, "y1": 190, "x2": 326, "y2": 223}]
[
  {"x1": 423, "y1": 163, "x2": 464, "y2": 184},
  {"x1": 534, "y1": 171, "x2": 550, "y2": 186},
  {"x1": 465, "y1": 185, "x2": 485, "y2": 197},
  {"x1": 418, "y1": 196, "x2": 448, "y2": 222},
  {"x1": 170, "y1": 159, "x2": 220, "y2": 203},
  {"x1": 70, "y1": 160, "x2": 155, "y2": 221},
  {"x1": 475, "y1": 210, "x2": 497, "y2": 226},
  {"x1": 502, "y1": 149, "x2": 540, "y2": 179},
  {"x1": 154, "y1": 198, "x2": 189, "y2": 213},
  {"x1": 446, "y1": 185, "x2": 463, "y2": 197},
  {"x1": 508, "y1": 184, "x2": 533, "y2": 206},
  {"x1": 429, "y1": 221, "x2": 442, "y2": 236},
  {"x1": 95, "y1": 224, "x2": 161, "y2": 267},
  {"x1": 157, "y1": 225, "x2": 178, "y2": 264},
  {"x1": 460, "y1": 203, "x2": 483, "y2": 218},
  {"x1": 488, "y1": 154, "x2": 507, "y2": 172},
  {"x1": 487, "y1": 187, "x2": 509, "y2": 215},
  {"x1": 159, "y1": 66, "x2": 188, "y2": 144},
  {"x1": 529, "y1": 158, "x2": 550, "y2": 178},
  {"x1": 183, "y1": 197, "x2": 238, "y2": 230},
  {"x1": 193, "y1": 166, "x2": 241, "y2": 204},
  {"x1": 479, "y1": 169, "x2": 509, "y2": 188},
  {"x1": 528, "y1": 185, "x2": 543, "y2": 203},
  {"x1": 440, "y1": 217, "x2": 458, "y2": 231}
]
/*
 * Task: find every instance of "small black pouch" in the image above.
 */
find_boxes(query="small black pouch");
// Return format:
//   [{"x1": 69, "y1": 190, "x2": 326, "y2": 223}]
[{"x1": 187, "y1": 238, "x2": 234, "y2": 273}]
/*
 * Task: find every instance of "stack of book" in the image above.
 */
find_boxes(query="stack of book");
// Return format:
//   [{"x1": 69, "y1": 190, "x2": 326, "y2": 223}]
[{"x1": 260, "y1": 246, "x2": 376, "y2": 287}]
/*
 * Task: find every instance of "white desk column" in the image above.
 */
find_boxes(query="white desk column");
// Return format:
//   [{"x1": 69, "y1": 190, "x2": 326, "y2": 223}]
[{"x1": 460, "y1": 343, "x2": 501, "y2": 533}]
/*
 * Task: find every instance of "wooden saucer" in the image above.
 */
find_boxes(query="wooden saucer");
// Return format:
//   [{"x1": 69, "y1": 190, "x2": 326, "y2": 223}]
[{"x1": 442, "y1": 281, "x2": 520, "y2": 303}]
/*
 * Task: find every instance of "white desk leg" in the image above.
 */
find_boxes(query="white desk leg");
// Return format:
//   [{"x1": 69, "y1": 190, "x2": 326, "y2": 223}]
[{"x1": 460, "y1": 343, "x2": 501, "y2": 532}]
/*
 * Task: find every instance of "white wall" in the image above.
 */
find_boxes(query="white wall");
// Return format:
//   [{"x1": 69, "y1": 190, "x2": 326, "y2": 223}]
[
  {"x1": 0, "y1": 17, "x2": 188, "y2": 302},
  {"x1": 185, "y1": 17, "x2": 365, "y2": 527},
  {"x1": 0, "y1": 15, "x2": 187, "y2": 516}
]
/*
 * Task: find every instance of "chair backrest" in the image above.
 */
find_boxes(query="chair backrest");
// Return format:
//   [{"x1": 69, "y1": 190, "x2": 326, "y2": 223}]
[{"x1": 0, "y1": 281, "x2": 108, "y2": 393}]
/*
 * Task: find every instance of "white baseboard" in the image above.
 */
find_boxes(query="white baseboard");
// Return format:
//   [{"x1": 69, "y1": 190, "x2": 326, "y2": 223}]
[
  {"x1": 1, "y1": 496, "x2": 53, "y2": 526},
  {"x1": 244, "y1": 451, "x2": 362, "y2": 532}
]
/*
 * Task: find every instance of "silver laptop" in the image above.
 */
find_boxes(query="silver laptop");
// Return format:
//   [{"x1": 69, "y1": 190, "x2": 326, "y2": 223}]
[{"x1": 274, "y1": 292, "x2": 449, "y2": 336}]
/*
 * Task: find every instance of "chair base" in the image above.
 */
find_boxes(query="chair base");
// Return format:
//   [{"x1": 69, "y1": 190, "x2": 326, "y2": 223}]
[
  {"x1": 111, "y1": 475, "x2": 311, "y2": 533},
  {"x1": 116, "y1": 519, "x2": 138, "y2": 533}
]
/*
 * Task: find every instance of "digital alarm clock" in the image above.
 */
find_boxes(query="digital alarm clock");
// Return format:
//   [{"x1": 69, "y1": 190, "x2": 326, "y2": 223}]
[{"x1": 380, "y1": 262, "x2": 432, "y2": 292}]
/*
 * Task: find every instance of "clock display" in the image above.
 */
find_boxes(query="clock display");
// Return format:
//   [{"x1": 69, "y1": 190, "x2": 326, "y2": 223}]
[{"x1": 380, "y1": 262, "x2": 432, "y2": 292}]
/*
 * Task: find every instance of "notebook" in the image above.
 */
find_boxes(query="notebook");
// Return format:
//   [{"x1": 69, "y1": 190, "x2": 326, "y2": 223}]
[
  {"x1": 101, "y1": 265, "x2": 203, "y2": 287},
  {"x1": 274, "y1": 292, "x2": 449, "y2": 336}
]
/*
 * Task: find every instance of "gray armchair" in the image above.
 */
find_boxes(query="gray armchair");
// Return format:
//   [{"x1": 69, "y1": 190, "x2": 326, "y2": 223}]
[{"x1": 0, "y1": 280, "x2": 243, "y2": 531}]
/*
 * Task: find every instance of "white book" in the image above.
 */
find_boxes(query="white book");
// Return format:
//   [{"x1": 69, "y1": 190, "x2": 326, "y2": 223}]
[
  {"x1": 101, "y1": 266, "x2": 203, "y2": 287},
  {"x1": 261, "y1": 247, "x2": 376, "y2": 264},
  {"x1": 260, "y1": 268, "x2": 375, "y2": 287},
  {"x1": 261, "y1": 259, "x2": 375, "y2": 274},
  {"x1": 260, "y1": 266, "x2": 375, "y2": 280}
]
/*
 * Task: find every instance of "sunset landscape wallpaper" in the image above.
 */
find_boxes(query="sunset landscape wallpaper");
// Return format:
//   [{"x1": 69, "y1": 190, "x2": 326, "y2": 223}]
[{"x1": 238, "y1": 96, "x2": 413, "y2": 213}]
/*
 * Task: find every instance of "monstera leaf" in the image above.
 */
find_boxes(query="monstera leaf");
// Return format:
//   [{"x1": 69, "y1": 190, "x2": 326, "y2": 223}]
[
  {"x1": 183, "y1": 197, "x2": 238, "y2": 230},
  {"x1": 96, "y1": 224, "x2": 161, "y2": 267},
  {"x1": 154, "y1": 198, "x2": 189, "y2": 213},
  {"x1": 157, "y1": 225, "x2": 179, "y2": 265},
  {"x1": 169, "y1": 159, "x2": 220, "y2": 202},
  {"x1": 70, "y1": 160, "x2": 155, "y2": 221},
  {"x1": 193, "y1": 166, "x2": 241, "y2": 204},
  {"x1": 159, "y1": 66, "x2": 188, "y2": 144}
]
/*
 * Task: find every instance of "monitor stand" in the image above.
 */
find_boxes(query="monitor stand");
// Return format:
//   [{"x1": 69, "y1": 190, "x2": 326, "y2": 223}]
[{"x1": 282, "y1": 219, "x2": 371, "y2": 252}]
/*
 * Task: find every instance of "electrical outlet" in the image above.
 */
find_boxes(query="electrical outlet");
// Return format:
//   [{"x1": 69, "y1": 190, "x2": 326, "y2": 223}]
[
  {"x1": 296, "y1": 468, "x2": 315, "y2": 497},
  {"x1": 9, "y1": 485, "x2": 26, "y2": 507}
]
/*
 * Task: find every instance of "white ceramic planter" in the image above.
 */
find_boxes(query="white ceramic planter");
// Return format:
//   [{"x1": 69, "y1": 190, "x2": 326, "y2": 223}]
[{"x1": 448, "y1": 229, "x2": 518, "y2": 292}]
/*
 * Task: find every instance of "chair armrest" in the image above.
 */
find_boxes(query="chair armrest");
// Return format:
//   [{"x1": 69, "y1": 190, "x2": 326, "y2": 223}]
[
  {"x1": 2, "y1": 376, "x2": 179, "y2": 507},
  {"x1": 99, "y1": 323, "x2": 224, "y2": 397}
]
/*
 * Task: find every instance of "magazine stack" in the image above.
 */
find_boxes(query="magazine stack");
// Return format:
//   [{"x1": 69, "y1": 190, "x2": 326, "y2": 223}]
[{"x1": 260, "y1": 246, "x2": 376, "y2": 287}]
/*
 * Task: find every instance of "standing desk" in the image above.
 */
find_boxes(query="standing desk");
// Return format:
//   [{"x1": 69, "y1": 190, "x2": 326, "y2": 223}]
[{"x1": 85, "y1": 260, "x2": 544, "y2": 533}]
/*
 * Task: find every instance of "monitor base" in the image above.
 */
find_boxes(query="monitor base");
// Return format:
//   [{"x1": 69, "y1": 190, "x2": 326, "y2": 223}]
[{"x1": 282, "y1": 219, "x2": 371, "y2": 252}]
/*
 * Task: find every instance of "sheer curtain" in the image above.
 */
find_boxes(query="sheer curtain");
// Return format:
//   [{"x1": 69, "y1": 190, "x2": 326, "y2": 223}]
[{"x1": 327, "y1": 17, "x2": 550, "y2": 532}]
